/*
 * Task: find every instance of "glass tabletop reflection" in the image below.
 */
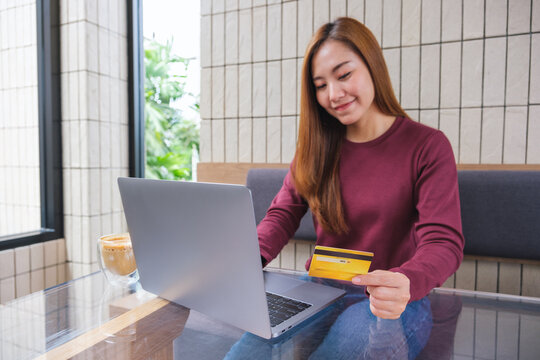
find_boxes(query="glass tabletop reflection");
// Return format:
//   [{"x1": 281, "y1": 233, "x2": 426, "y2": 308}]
[{"x1": 0, "y1": 270, "x2": 539, "y2": 360}]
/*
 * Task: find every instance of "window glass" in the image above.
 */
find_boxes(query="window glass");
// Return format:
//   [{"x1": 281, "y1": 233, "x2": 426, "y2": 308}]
[{"x1": 0, "y1": 2, "x2": 41, "y2": 237}]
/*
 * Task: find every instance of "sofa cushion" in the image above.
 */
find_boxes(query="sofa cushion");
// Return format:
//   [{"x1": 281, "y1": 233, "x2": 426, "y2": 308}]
[{"x1": 458, "y1": 171, "x2": 540, "y2": 260}]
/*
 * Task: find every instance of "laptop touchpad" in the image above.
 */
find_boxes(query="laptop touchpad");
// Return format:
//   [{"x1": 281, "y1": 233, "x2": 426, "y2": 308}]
[{"x1": 264, "y1": 272, "x2": 304, "y2": 293}]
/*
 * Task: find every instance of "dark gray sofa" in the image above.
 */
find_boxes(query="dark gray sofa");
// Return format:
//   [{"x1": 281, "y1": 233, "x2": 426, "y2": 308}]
[{"x1": 246, "y1": 169, "x2": 540, "y2": 261}]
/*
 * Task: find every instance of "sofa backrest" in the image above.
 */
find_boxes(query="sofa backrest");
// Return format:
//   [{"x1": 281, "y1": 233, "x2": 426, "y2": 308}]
[
  {"x1": 246, "y1": 168, "x2": 540, "y2": 261},
  {"x1": 459, "y1": 171, "x2": 540, "y2": 260},
  {"x1": 246, "y1": 168, "x2": 316, "y2": 240}
]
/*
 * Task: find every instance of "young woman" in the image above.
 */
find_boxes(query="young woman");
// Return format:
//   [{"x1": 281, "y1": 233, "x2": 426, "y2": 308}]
[{"x1": 257, "y1": 17, "x2": 464, "y2": 320}]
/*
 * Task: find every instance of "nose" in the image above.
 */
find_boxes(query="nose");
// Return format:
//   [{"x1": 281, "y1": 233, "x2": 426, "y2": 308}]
[{"x1": 328, "y1": 82, "x2": 345, "y2": 103}]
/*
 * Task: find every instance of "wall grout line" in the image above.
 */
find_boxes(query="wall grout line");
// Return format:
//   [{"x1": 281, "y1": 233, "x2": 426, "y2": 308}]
[
  {"x1": 437, "y1": 0, "x2": 443, "y2": 130},
  {"x1": 502, "y1": 0, "x2": 510, "y2": 164},
  {"x1": 479, "y1": 0, "x2": 486, "y2": 163},
  {"x1": 458, "y1": 0, "x2": 464, "y2": 163},
  {"x1": 418, "y1": 0, "x2": 423, "y2": 122},
  {"x1": 525, "y1": 0, "x2": 533, "y2": 163}
]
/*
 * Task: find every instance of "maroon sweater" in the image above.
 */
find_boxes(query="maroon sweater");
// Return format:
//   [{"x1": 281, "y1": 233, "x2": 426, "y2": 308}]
[{"x1": 258, "y1": 116, "x2": 464, "y2": 301}]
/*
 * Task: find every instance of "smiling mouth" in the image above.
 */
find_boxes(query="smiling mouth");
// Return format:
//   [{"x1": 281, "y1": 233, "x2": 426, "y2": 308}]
[{"x1": 333, "y1": 100, "x2": 354, "y2": 112}]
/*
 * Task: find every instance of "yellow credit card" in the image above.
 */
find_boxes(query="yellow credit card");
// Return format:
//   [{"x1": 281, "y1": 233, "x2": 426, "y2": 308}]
[{"x1": 308, "y1": 245, "x2": 373, "y2": 281}]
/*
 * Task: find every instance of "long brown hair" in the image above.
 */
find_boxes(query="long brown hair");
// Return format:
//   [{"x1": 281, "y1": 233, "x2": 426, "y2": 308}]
[{"x1": 293, "y1": 17, "x2": 408, "y2": 234}]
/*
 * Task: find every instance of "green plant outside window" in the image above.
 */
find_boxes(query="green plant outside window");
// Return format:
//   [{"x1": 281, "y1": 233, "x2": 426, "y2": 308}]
[{"x1": 144, "y1": 38, "x2": 199, "y2": 181}]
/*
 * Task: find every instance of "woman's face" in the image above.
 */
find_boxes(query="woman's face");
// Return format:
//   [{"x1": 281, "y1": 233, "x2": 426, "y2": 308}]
[{"x1": 311, "y1": 40, "x2": 377, "y2": 126}]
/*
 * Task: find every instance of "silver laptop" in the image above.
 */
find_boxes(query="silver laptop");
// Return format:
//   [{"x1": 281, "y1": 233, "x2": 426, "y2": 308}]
[{"x1": 117, "y1": 177, "x2": 345, "y2": 339}]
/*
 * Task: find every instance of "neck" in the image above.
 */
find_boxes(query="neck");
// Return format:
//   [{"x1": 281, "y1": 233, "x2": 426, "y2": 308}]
[{"x1": 346, "y1": 111, "x2": 396, "y2": 143}]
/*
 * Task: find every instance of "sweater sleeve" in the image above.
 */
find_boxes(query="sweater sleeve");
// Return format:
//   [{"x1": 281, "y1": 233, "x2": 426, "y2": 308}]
[
  {"x1": 391, "y1": 131, "x2": 465, "y2": 301},
  {"x1": 257, "y1": 170, "x2": 309, "y2": 264}
]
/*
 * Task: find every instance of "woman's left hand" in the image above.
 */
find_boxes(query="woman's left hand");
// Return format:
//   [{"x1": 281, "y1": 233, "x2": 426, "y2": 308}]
[{"x1": 352, "y1": 270, "x2": 410, "y2": 319}]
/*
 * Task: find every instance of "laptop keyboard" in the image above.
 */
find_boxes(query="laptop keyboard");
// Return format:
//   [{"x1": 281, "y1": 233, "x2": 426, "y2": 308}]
[{"x1": 266, "y1": 292, "x2": 312, "y2": 327}]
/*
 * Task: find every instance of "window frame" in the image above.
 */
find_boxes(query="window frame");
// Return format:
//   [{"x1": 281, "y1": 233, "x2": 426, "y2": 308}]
[
  {"x1": 127, "y1": 0, "x2": 145, "y2": 178},
  {"x1": 0, "y1": 0, "x2": 63, "y2": 251}
]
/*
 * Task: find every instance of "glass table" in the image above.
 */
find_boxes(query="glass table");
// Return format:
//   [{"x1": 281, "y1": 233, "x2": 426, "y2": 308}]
[{"x1": 1, "y1": 269, "x2": 539, "y2": 359}]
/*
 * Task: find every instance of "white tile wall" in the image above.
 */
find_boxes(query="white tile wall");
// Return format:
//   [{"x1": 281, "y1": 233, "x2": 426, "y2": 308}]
[
  {"x1": 419, "y1": 109, "x2": 438, "y2": 129},
  {"x1": 485, "y1": 0, "x2": 507, "y2": 37},
  {"x1": 225, "y1": 65, "x2": 239, "y2": 118},
  {"x1": 252, "y1": 117, "x2": 267, "y2": 162},
  {"x1": 212, "y1": 67, "x2": 225, "y2": 118},
  {"x1": 282, "y1": 116, "x2": 297, "y2": 163},
  {"x1": 56, "y1": 0, "x2": 130, "y2": 287},
  {"x1": 313, "y1": 0, "x2": 329, "y2": 35},
  {"x1": 440, "y1": 42, "x2": 461, "y2": 108},
  {"x1": 461, "y1": 40, "x2": 483, "y2": 107},
  {"x1": 463, "y1": 0, "x2": 485, "y2": 39},
  {"x1": 213, "y1": 0, "x2": 225, "y2": 14},
  {"x1": 212, "y1": 119, "x2": 225, "y2": 162},
  {"x1": 225, "y1": 11, "x2": 238, "y2": 64},
  {"x1": 508, "y1": 0, "x2": 531, "y2": 34},
  {"x1": 212, "y1": 13, "x2": 225, "y2": 66},
  {"x1": 226, "y1": 0, "x2": 238, "y2": 12},
  {"x1": 200, "y1": 67, "x2": 212, "y2": 119},
  {"x1": 238, "y1": 9, "x2": 252, "y2": 63},
  {"x1": 503, "y1": 106, "x2": 528, "y2": 163},
  {"x1": 383, "y1": 48, "x2": 400, "y2": 101},
  {"x1": 282, "y1": 2, "x2": 297, "y2": 58},
  {"x1": 252, "y1": 62, "x2": 266, "y2": 117},
  {"x1": 0, "y1": 250, "x2": 15, "y2": 279},
  {"x1": 267, "y1": 4, "x2": 281, "y2": 61},
  {"x1": 460, "y1": 108, "x2": 482, "y2": 163},
  {"x1": 483, "y1": 37, "x2": 507, "y2": 106},
  {"x1": 297, "y1": 0, "x2": 313, "y2": 57},
  {"x1": 0, "y1": 239, "x2": 68, "y2": 304},
  {"x1": 531, "y1": 34, "x2": 540, "y2": 103},
  {"x1": 281, "y1": 59, "x2": 297, "y2": 115},
  {"x1": 267, "y1": 116, "x2": 281, "y2": 163},
  {"x1": 238, "y1": 118, "x2": 252, "y2": 162},
  {"x1": 200, "y1": 120, "x2": 212, "y2": 162},
  {"x1": 364, "y1": 0, "x2": 382, "y2": 45},
  {"x1": 239, "y1": 0, "x2": 252, "y2": 10},
  {"x1": 402, "y1": 0, "x2": 421, "y2": 46},
  {"x1": 238, "y1": 64, "x2": 252, "y2": 117},
  {"x1": 347, "y1": 0, "x2": 364, "y2": 20},
  {"x1": 330, "y1": 0, "x2": 346, "y2": 20},
  {"x1": 267, "y1": 61, "x2": 281, "y2": 116},
  {"x1": 383, "y1": 0, "x2": 401, "y2": 48},
  {"x1": 252, "y1": 6, "x2": 266, "y2": 62},
  {"x1": 225, "y1": 119, "x2": 238, "y2": 162},
  {"x1": 439, "y1": 109, "x2": 460, "y2": 160},
  {"x1": 15, "y1": 246, "x2": 30, "y2": 274},
  {"x1": 481, "y1": 107, "x2": 505, "y2": 164},
  {"x1": 401, "y1": 46, "x2": 420, "y2": 109},
  {"x1": 528, "y1": 106, "x2": 540, "y2": 163},
  {"x1": 421, "y1": 0, "x2": 441, "y2": 44},
  {"x1": 420, "y1": 44, "x2": 440, "y2": 108},
  {"x1": 506, "y1": 35, "x2": 530, "y2": 106},
  {"x1": 534, "y1": 0, "x2": 540, "y2": 31},
  {"x1": 201, "y1": 16, "x2": 212, "y2": 68}
]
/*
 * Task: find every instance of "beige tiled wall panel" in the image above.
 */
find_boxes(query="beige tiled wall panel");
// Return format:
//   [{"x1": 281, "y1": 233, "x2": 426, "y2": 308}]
[
  {"x1": 201, "y1": 0, "x2": 540, "y2": 164},
  {"x1": 59, "y1": 0, "x2": 130, "y2": 282},
  {"x1": 0, "y1": 239, "x2": 67, "y2": 304}
]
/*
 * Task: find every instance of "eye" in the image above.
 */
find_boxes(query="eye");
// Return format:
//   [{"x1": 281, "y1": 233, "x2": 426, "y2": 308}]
[
  {"x1": 315, "y1": 83, "x2": 326, "y2": 90},
  {"x1": 338, "y1": 72, "x2": 351, "y2": 80}
]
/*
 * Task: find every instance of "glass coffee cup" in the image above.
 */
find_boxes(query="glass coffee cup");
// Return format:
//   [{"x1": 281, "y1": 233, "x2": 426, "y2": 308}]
[{"x1": 97, "y1": 233, "x2": 139, "y2": 287}]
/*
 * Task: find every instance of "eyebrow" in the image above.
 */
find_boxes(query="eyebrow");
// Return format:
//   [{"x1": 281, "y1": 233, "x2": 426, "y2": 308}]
[{"x1": 312, "y1": 61, "x2": 351, "y2": 81}]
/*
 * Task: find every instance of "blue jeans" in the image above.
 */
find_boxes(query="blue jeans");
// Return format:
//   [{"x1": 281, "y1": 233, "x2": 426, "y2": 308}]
[{"x1": 224, "y1": 276, "x2": 433, "y2": 360}]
